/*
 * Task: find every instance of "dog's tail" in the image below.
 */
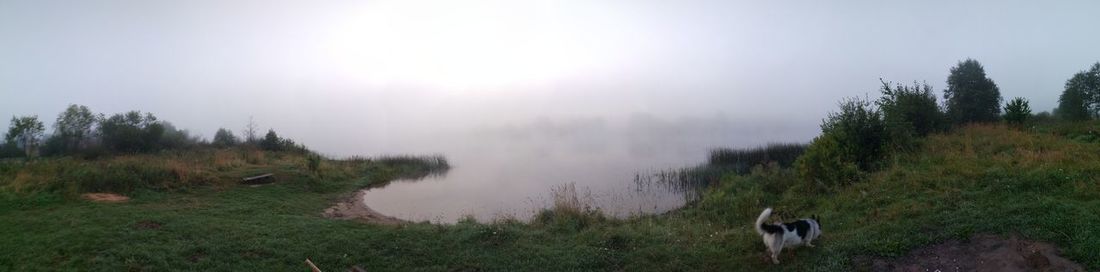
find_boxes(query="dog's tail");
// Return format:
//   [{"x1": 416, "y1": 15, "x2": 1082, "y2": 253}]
[{"x1": 755, "y1": 208, "x2": 774, "y2": 235}]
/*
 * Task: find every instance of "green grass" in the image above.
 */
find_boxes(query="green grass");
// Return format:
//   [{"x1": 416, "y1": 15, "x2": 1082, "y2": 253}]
[{"x1": 1, "y1": 124, "x2": 1099, "y2": 271}]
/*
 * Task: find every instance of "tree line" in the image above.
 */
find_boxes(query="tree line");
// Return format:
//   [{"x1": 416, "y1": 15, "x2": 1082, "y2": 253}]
[
  {"x1": 798, "y1": 59, "x2": 1099, "y2": 187},
  {"x1": 2, "y1": 106, "x2": 307, "y2": 159}
]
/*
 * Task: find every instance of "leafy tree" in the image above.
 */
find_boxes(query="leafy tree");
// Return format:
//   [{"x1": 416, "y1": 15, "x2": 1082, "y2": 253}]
[
  {"x1": 4, "y1": 116, "x2": 46, "y2": 157},
  {"x1": 260, "y1": 129, "x2": 281, "y2": 151},
  {"x1": 1003, "y1": 97, "x2": 1031, "y2": 126},
  {"x1": 944, "y1": 59, "x2": 1002, "y2": 124},
  {"x1": 877, "y1": 80, "x2": 947, "y2": 142},
  {"x1": 212, "y1": 128, "x2": 239, "y2": 148},
  {"x1": 53, "y1": 104, "x2": 98, "y2": 152},
  {"x1": 1055, "y1": 62, "x2": 1100, "y2": 120},
  {"x1": 99, "y1": 111, "x2": 163, "y2": 153}
]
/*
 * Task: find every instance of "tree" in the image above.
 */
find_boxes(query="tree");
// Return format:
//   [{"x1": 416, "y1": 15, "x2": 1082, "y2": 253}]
[
  {"x1": 877, "y1": 80, "x2": 947, "y2": 139},
  {"x1": 212, "y1": 128, "x2": 239, "y2": 148},
  {"x1": 243, "y1": 116, "x2": 259, "y2": 144},
  {"x1": 5, "y1": 116, "x2": 46, "y2": 157},
  {"x1": 99, "y1": 111, "x2": 163, "y2": 153},
  {"x1": 54, "y1": 104, "x2": 98, "y2": 152},
  {"x1": 944, "y1": 59, "x2": 1002, "y2": 124},
  {"x1": 260, "y1": 129, "x2": 281, "y2": 151},
  {"x1": 158, "y1": 122, "x2": 201, "y2": 149},
  {"x1": 1055, "y1": 62, "x2": 1100, "y2": 120},
  {"x1": 1003, "y1": 97, "x2": 1031, "y2": 126}
]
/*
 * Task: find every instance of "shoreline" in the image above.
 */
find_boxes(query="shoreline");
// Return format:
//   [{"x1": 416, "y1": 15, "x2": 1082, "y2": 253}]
[{"x1": 322, "y1": 190, "x2": 407, "y2": 225}]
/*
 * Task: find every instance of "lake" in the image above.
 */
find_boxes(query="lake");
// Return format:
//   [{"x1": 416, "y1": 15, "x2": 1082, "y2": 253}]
[{"x1": 356, "y1": 115, "x2": 814, "y2": 223}]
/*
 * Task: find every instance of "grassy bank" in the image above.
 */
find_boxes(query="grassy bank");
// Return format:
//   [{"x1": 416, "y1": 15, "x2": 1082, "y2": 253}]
[{"x1": 1, "y1": 125, "x2": 1099, "y2": 271}]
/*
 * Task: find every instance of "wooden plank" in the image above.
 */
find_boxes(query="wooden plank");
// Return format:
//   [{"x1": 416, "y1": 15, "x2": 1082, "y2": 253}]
[
  {"x1": 305, "y1": 259, "x2": 322, "y2": 272},
  {"x1": 241, "y1": 173, "x2": 274, "y2": 184}
]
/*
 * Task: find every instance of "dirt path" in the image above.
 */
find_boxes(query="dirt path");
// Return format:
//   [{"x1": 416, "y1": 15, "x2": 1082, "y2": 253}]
[
  {"x1": 855, "y1": 234, "x2": 1085, "y2": 272},
  {"x1": 81, "y1": 193, "x2": 130, "y2": 203},
  {"x1": 322, "y1": 190, "x2": 407, "y2": 225}
]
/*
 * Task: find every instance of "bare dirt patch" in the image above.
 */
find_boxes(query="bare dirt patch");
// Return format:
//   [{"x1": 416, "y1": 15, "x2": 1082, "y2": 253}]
[
  {"x1": 81, "y1": 193, "x2": 130, "y2": 203},
  {"x1": 323, "y1": 191, "x2": 406, "y2": 225},
  {"x1": 855, "y1": 234, "x2": 1085, "y2": 272}
]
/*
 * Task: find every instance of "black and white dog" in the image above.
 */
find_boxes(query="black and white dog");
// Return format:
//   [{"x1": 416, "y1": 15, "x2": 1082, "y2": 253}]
[{"x1": 753, "y1": 208, "x2": 821, "y2": 264}]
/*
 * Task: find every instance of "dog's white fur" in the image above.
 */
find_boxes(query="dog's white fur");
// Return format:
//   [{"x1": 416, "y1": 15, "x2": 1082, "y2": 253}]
[{"x1": 754, "y1": 208, "x2": 821, "y2": 264}]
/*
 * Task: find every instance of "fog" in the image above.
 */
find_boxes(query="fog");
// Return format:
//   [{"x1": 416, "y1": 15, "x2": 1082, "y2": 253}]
[
  {"x1": 3, "y1": 0, "x2": 1100, "y2": 221},
  {"x1": 5, "y1": 0, "x2": 1100, "y2": 156}
]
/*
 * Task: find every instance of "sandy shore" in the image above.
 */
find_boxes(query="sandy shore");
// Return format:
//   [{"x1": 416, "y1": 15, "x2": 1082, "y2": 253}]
[{"x1": 322, "y1": 190, "x2": 407, "y2": 225}]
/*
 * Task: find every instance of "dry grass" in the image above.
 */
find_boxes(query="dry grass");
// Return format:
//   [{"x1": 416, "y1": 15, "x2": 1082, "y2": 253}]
[{"x1": 0, "y1": 148, "x2": 368, "y2": 195}]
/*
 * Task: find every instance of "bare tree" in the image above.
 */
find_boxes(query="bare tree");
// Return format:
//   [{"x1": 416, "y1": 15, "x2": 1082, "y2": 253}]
[{"x1": 243, "y1": 116, "x2": 258, "y2": 144}]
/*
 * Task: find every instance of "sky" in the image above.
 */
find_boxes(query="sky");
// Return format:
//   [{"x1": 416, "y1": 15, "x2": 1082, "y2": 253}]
[{"x1": 3, "y1": 0, "x2": 1100, "y2": 157}]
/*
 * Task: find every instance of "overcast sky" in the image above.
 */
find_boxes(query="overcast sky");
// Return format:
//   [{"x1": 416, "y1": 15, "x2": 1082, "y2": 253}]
[{"x1": 3, "y1": 0, "x2": 1100, "y2": 156}]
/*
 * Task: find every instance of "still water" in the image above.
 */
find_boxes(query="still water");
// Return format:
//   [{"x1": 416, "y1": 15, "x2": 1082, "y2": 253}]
[{"x1": 357, "y1": 115, "x2": 812, "y2": 223}]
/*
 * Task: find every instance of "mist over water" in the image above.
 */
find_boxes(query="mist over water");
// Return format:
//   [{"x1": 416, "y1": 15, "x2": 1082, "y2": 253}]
[{"x1": 360, "y1": 113, "x2": 817, "y2": 223}]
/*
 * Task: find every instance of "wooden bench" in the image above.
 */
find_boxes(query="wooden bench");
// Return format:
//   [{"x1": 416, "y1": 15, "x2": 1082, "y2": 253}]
[{"x1": 241, "y1": 173, "x2": 275, "y2": 185}]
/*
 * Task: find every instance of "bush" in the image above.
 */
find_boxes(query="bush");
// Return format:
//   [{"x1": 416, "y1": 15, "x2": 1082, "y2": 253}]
[
  {"x1": 0, "y1": 142, "x2": 23, "y2": 159},
  {"x1": 796, "y1": 133, "x2": 862, "y2": 187},
  {"x1": 796, "y1": 97, "x2": 886, "y2": 186},
  {"x1": 306, "y1": 154, "x2": 321, "y2": 173},
  {"x1": 821, "y1": 97, "x2": 888, "y2": 171}
]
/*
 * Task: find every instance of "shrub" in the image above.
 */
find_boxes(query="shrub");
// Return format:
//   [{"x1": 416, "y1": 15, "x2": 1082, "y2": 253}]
[
  {"x1": 1004, "y1": 97, "x2": 1031, "y2": 126},
  {"x1": 796, "y1": 97, "x2": 886, "y2": 186},
  {"x1": 795, "y1": 133, "x2": 862, "y2": 187},
  {"x1": 306, "y1": 154, "x2": 321, "y2": 173},
  {"x1": 820, "y1": 97, "x2": 888, "y2": 171},
  {"x1": 0, "y1": 142, "x2": 23, "y2": 159}
]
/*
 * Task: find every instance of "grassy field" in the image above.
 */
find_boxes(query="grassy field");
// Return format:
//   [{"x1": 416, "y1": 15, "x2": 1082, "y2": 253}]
[{"x1": 1, "y1": 124, "x2": 1098, "y2": 271}]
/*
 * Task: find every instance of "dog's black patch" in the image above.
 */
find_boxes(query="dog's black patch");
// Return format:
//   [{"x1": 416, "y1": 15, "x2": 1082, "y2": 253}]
[
  {"x1": 760, "y1": 223, "x2": 784, "y2": 234},
  {"x1": 784, "y1": 220, "x2": 811, "y2": 239}
]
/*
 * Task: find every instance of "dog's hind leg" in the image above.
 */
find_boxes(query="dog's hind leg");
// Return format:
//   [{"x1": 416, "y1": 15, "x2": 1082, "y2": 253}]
[{"x1": 770, "y1": 236, "x2": 783, "y2": 264}]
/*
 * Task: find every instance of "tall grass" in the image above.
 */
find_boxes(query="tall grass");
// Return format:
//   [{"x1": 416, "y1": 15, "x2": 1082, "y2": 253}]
[
  {"x1": 533, "y1": 183, "x2": 607, "y2": 230},
  {"x1": 707, "y1": 143, "x2": 807, "y2": 174},
  {"x1": 374, "y1": 155, "x2": 450, "y2": 179},
  {"x1": 634, "y1": 143, "x2": 807, "y2": 201}
]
